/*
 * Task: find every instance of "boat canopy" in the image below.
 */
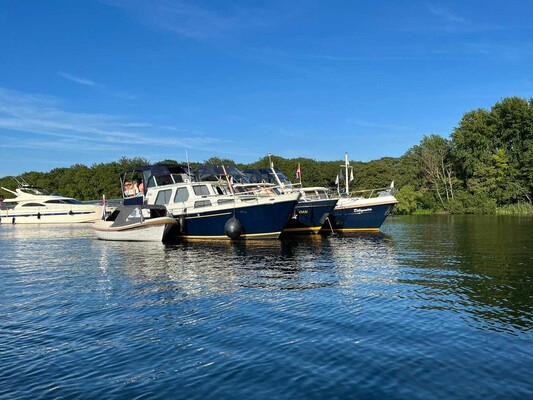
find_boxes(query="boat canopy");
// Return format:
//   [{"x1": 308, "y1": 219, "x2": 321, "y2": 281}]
[
  {"x1": 243, "y1": 168, "x2": 292, "y2": 186},
  {"x1": 194, "y1": 165, "x2": 251, "y2": 184},
  {"x1": 120, "y1": 164, "x2": 193, "y2": 195},
  {"x1": 106, "y1": 204, "x2": 168, "y2": 226}
]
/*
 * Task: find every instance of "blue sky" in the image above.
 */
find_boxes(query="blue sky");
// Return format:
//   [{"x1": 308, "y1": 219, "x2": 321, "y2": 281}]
[{"x1": 1, "y1": 0, "x2": 532, "y2": 177}]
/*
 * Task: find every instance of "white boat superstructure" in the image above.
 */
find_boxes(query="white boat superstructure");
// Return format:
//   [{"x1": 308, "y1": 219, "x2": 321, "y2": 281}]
[{"x1": 0, "y1": 180, "x2": 103, "y2": 224}]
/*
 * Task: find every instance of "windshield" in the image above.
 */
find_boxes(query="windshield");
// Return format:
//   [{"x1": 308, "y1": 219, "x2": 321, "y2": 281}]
[{"x1": 20, "y1": 186, "x2": 50, "y2": 195}]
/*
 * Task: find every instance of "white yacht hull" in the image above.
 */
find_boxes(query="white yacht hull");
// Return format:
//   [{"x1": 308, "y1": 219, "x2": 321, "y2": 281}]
[
  {"x1": 0, "y1": 208, "x2": 102, "y2": 224},
  {"x1": 92, "y1": 217, "x2": 176, "y2": 242}
]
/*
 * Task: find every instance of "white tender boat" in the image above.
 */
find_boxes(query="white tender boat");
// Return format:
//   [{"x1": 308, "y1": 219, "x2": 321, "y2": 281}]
[
  {"x1": 0, "y1": 179, "x2": 102, "y2": 224},
  {"x1": 92, "y1": 205, "x2": 176, "y2": 242}
]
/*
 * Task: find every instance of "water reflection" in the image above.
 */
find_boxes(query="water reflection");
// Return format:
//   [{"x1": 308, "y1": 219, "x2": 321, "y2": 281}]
[
  {"x1": 0, "y1": 223, "x2": 93, "y2": 241},
  {"x1": 2, "y1": 216, "x2": 531, "y2": 336},
  {"x1": 385, "y1": 215, "x2": 533, "y2": 334},
  {"x1": 94, "y1": 233, "x2": 400, "y2": 298}
]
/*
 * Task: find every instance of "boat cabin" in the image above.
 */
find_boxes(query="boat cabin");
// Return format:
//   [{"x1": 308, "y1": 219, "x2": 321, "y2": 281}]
[{"x1": 121, "y1": 164, "x2": 195, "y2": 205}]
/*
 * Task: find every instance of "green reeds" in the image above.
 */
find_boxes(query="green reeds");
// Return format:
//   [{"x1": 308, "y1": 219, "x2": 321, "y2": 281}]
[{"x1": 496, "y1": 202, "x2": 533, "y2": 215}]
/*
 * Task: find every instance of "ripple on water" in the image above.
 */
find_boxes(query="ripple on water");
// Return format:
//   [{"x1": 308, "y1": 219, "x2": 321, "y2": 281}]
[{"x1": 1, "y1": 219, "x2": 532, "y2": 399}]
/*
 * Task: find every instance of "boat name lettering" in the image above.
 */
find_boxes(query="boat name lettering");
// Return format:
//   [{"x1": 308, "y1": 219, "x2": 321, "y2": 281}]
[{"x1": 353, "y1": 208, "x2": 372, "y2": 214}]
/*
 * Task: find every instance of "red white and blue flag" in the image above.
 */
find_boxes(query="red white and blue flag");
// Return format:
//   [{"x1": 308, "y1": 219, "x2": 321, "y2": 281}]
[{"x1": 295, "y1": 163, "x2": 301, "y2": 180}]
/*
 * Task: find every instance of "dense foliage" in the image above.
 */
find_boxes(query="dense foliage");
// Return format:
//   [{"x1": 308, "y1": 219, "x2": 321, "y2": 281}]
[{"x1": 1, "y1": 97, "x2": 532, "y2": 214}]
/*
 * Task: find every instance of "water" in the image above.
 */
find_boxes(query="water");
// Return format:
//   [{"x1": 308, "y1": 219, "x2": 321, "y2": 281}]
[{"x1": 1, "y1": 215, "x2": 532, "y2": 399}]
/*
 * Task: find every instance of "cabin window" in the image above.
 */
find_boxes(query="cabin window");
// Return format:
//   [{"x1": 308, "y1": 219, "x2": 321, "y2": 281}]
[
  {"x1": 194, "y1": 200, "x2": 211, "y2": 208},
  {"x1": 147, "y1": 176, "x2": 157, "y2": 188},
  {"x1": 155, "y1": 189, "x2": 172, "y2": 205},
  {"x1": 22, "y1": 203, "x2": 45, "y2": 207},
  {"x1": 45, "y1": 199, "x2": 83, "y2": 204},
  {"x1": 156, "y1": 175, "x2": 174, "y2": 186},
  {"x1": 193, "y1": 185, "x2": 210, "y2": 196},
  {"x1": 172, "y1": 173, "x2": 188, "y2": 183},
  {"x1": 217, "y1": 199, "x2": 233, "y2": 205},
  {"x1": 174, "y1": 187, "x2": 189, "y2": 203}
]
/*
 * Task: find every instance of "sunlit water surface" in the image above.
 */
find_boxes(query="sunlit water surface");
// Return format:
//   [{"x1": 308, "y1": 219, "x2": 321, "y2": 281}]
[{"x1": 1, "y1": 215, "x2": 532, "y2": 399}]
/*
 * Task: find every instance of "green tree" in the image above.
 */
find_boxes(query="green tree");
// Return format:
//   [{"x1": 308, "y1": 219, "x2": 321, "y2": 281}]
[
  {"x1": 410, "y1": 134, "x2": 455, "y2": 210},
  {"x1": 394, "y1": 184, "x2": 422, "y2": 214}
]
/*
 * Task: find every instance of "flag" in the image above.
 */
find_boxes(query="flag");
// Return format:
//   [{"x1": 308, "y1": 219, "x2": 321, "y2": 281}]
[
  {"x1": 390, "y1": 181, "x2": 395, "y2": 190},
  {"x1": 101, "y1": 194, "x2": 106, "y2": 220},
  {"x1": 350, "y1": 169, "x2": 354, "y2": 182},
  {"x1": 296, "y1": 163, "x2": 301, "y2": 180},
  {"x1": 335, "y1": 174, "x2": 339, "y2": 185},
  {"x1": 345, "y1": 152, "x2": 350, "y2": 166}
]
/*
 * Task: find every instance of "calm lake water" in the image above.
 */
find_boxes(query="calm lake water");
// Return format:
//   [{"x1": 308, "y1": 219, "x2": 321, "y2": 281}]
[{"x1": 1, "y1": 215, "x2": 532, "y2": 399}]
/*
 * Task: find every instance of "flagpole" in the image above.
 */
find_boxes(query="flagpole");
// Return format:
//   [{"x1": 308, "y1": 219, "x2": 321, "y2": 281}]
[
  {"x1": 344, "y1": 152, "x2": 350, "y2": 195},
  {"x1": 101, "y1": 194, "x2": 106, "y2": 220}
]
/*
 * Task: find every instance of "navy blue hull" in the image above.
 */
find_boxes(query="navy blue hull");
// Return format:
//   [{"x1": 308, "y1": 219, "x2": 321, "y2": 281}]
[
  {"x1": 173, "y1": 199, "x2": 298, "y2": 240},
  {"x1": 282, "y1": 199, "x2": 338, "y2": 235},
  {"x1": 322, "y1": 203, "x2": 395, "y2": 232}
]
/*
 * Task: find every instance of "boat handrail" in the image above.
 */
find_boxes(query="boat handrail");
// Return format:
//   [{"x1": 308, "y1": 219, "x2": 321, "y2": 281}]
[{"x1": 349, "y1": 186, "x2": 393, "y2": 198}]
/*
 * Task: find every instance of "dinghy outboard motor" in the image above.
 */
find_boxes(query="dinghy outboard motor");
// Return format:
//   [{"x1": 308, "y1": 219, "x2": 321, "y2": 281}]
[{"x1": 224, "y1": 217, "x2": 243, "y2": 239}]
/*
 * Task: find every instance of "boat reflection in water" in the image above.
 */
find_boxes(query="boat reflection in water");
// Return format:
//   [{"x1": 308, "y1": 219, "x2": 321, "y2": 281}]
[{"x1": 96, "y1": 232, "x2": 399, "y2": 299}]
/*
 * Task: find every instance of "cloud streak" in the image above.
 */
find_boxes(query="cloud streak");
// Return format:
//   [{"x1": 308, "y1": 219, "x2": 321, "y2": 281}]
[
  {"x1": 0, "y1": 87, "x2": 225, "y2": 154},
  {"x1": 58, "y1": 72, "x2": 100, "y2": 87},
  {"x1": 101, "y1": 0, "x2": 292, "y2": 40},
  {"x1": 428, "y1": 4, "x2": 465, "y2": 24}
]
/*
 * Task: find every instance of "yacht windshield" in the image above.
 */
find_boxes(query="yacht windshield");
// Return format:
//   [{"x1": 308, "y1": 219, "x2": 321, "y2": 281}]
[
  {"x1": 21, "y1": 187, "x2": 50, "y2": 195},
  {"x1": 45, "y1": 199, "x2": 83, "y2": 205}
]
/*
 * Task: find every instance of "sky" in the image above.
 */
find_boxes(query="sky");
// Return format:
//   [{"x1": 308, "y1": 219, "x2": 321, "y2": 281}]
[{"x1": 0, "y1": 0, "x2": 532, "y2": 177}]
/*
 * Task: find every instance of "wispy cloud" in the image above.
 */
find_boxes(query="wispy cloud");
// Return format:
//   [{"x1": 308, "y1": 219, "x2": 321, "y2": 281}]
[
  {"x1": 347, "y1": 119, "x2": 412, "y2": 132},
  {"x1": 101, "y1": 0, "x2": 293, "y2": 40},
  {"x1": 0, "y1": 87, "x2": 223, "y2": 154},
  {"x1": 428, "y1": 4, "x2": 465, "y2": 24},
  {"x1": 58, "y1": 72, "x2": 100, "y2": 87},
  {"x1": 58, "y1": 72, "x2": 138, "y2": 100}
]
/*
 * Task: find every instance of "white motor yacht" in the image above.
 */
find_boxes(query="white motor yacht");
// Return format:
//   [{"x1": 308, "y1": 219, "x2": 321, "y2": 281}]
[{"x1": 0, "y1": 180, "x2": 103, "y2": 224}]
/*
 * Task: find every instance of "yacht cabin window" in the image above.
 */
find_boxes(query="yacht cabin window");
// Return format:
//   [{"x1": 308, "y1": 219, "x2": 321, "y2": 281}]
[
  {"x1": 155, "y1": 189, "x2": 172, "y2": 205},
  {"x1": 155, "y1": 175, "x2": 174, "y2": 186},
  {"x1": 174, "y1": 187, "x2": 189, "y2": 203},
  {"x1": 194, "y1": 200, "x2": 211, "y2": 208},
  {"x1": 147, "y1": 176, "x2": 157, "y2": 189},
  {"x1": 22, "y1": 203, "x2": 45, "y2": 207},
  {"x1": 45, "y1": 199, "x2": 83, "y2": 204},
  {"x1": 193, "y1": 185, "x2": 210, "y2": 196}
]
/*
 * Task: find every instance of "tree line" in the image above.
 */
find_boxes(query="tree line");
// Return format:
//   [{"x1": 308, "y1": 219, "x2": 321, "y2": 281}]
[{"x1": 1, "y1": 97, "x2": 532, "y2": 214}]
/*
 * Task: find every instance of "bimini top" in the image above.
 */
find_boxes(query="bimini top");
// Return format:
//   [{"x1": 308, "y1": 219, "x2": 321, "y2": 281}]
[
  {"x1": 120, "y1": 164, "x2": 193, "y2": 194},
  {"x1": 194, "y1": 165, "x2": 251, "y2": 184},
  {"x1": 243, "y1": 168, "x2": 293, "y2": 186}
]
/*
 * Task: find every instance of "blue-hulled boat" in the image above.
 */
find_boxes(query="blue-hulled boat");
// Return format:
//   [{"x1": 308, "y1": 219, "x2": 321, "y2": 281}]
[
  {"x1": 242, "y1": 164, "x2": 338, "y2": 235},
  {"x1": 324, "y1": 152, "x2": 398, "y2": 233},
  {"x1": 120, "y1": 164, "x2": 300, "y2": 240}
]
